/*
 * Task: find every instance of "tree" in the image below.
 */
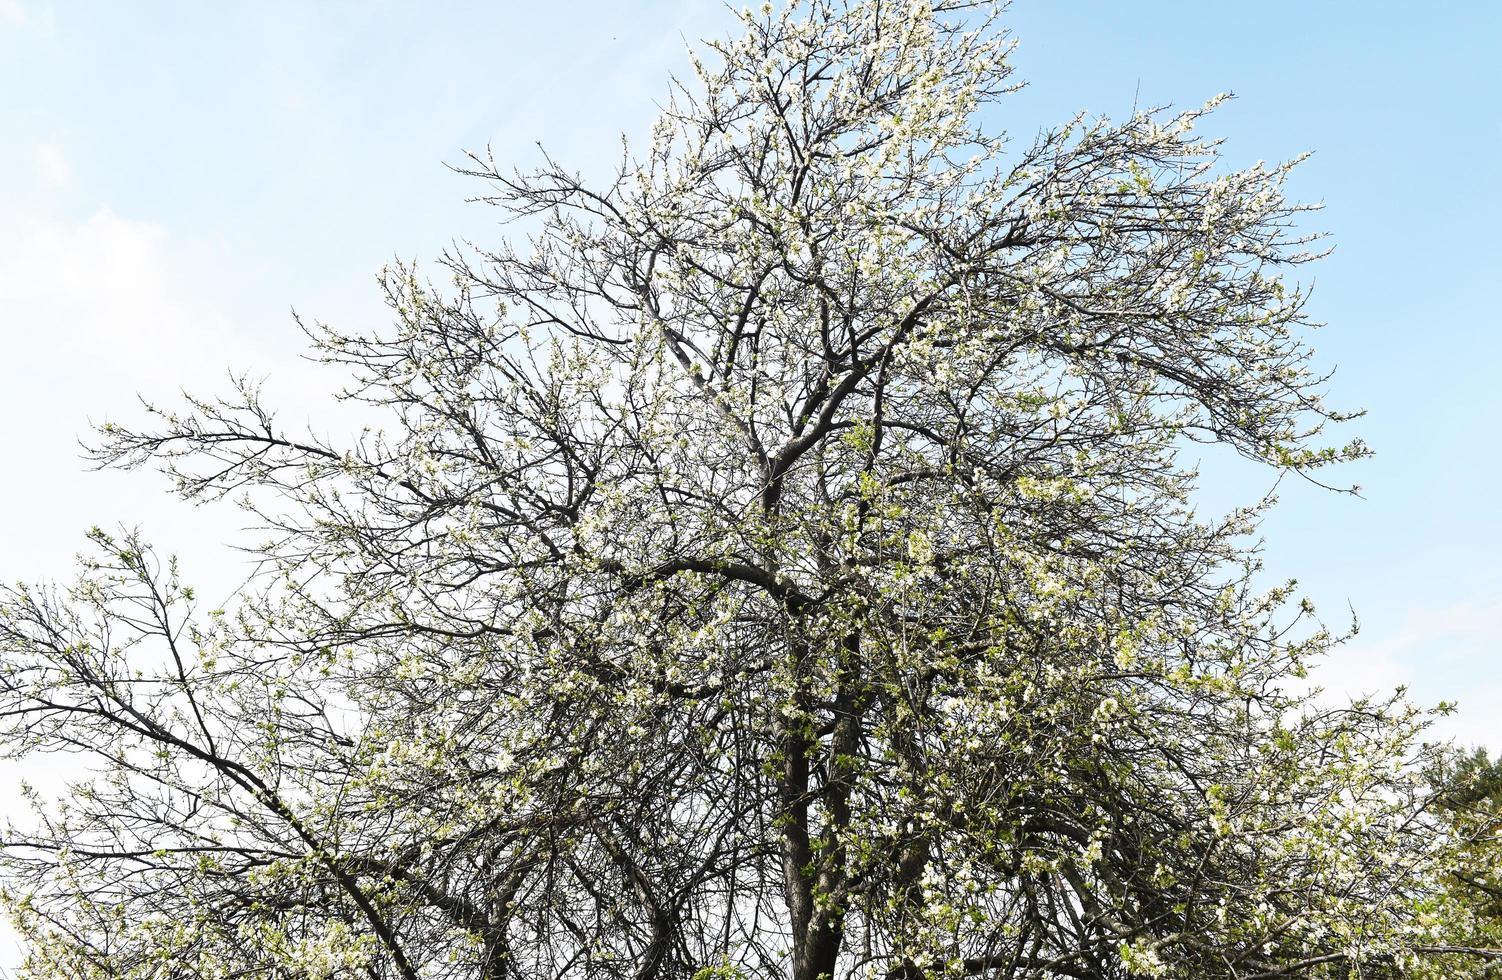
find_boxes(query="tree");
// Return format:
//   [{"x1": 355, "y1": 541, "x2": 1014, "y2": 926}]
[
  {"x1": 1, "y1": 2, "x2": 1493, "y2": 978},
  {"x1": 1414, "y1": 748, "x2": 1502, "y2": 976}
]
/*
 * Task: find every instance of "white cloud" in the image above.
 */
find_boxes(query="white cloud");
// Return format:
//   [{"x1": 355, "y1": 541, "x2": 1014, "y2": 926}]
[
  {"x1": 33, "y1": 141, "x2": 70, "y2": 186},
  {"x1": 1312, "y1": 598, "x2": 1502, "y2": 750},
  {"x1": 0, "y1": 200, "x2": 336, "y2": 591},
  {"x1": 0, "y1": 0, "x2": 25, "y2": 25},
  {"x1": 0, "y1": 208, "x2": 247, "y2": 389}
]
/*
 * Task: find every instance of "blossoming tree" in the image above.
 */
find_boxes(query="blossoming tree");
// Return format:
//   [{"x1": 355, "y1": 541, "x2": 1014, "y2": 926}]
[{"x1": 2, "y1": 2, "x2": 1495, "y2": 978}]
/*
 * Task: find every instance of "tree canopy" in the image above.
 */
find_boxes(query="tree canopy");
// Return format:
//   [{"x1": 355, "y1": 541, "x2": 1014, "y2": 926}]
[{"x1": 1, "y1": 2, "x2": 1492, "y2": 978}]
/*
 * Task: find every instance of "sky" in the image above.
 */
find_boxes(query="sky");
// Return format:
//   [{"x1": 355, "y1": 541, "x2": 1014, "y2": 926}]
[{"x1": 0, "y1": 0, "x2": 1499, "y2": 966}]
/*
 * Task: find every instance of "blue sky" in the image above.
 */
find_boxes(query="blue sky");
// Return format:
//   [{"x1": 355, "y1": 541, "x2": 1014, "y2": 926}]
[{"x1": 1, "y1": 0, "x2": 1499, "y2": 748}]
